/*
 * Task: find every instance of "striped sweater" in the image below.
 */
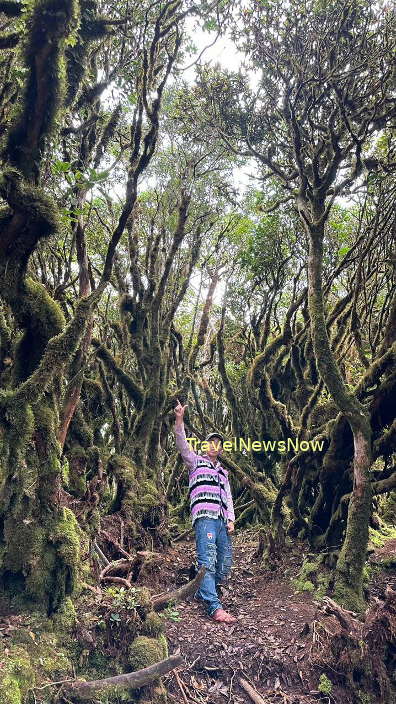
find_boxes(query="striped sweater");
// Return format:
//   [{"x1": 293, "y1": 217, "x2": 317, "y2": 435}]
[{"x1": 174, "y1": 423, "x2": 235, "y2": 526}]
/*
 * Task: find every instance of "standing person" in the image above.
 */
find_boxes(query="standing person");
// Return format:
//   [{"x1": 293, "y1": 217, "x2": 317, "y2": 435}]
[{"x1": 174, "y1": 399, "x2": 237, "y2": 623}]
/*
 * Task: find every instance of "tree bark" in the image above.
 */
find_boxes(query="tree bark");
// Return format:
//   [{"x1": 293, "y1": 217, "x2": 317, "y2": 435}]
[
  {"x1": 306, "y1": 218, "x2": 372, "y2": 611},
  {"x1": 63, "y1": 654, "x2": 183, "y2": 698}
]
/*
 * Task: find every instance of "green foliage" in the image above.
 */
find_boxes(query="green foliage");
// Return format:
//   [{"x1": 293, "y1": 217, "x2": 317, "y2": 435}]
[
  {"x1": 104, "y1": 585, "x2": 141, "y2": 611},
  {"x1": 292, "y1": 558, "x2": 332, "y2": 598},
  {"x1": 318, "y1": 673, "x2": 332, "y2": 694},
  {"x1": 162, "y1": 604, "x2": 182, "y2": 622}
]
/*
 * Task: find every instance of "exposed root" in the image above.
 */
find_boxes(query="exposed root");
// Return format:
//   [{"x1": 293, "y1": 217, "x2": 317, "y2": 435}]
[
  {"x1": 152, "y1": 566, "x2": 206, "y2": 612},
  {"x1": 311, "y1": 587, "x2": 396, "y2": 702},
  {"x1": 99, "y1": 558, "x2": 135, "y2": 582}
]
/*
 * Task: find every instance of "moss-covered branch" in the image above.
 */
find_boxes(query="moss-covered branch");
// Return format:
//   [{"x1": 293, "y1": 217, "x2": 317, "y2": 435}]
[
  {"x1": 12, "y1": 295, "x2": 91, "y2": 405},
  {"x1": 248, "y1": 288, "x2": 306, "y2": 387},
  {"x1": 92, "y1": 339, "x2": 144, "y2": 410},
  {"x1": 4, "y1": 0, "x2": 80, "y2": 180}
]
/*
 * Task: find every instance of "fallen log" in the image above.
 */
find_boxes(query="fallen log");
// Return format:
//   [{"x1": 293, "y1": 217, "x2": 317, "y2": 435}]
[
  {"x1": 62, "y1": 654, "x2": 183, "y2": 699},
  {"x1": 152, "y1": 566, "x2": 206, "y2": 612}
]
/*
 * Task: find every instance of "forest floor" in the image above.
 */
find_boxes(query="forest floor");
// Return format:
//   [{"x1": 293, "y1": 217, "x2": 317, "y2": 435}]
[
  {"x1": 0, "y1": 526, "x2": 394, "y2": 704},
  {"x1": 136, "y1": 529, "x2": 396, "y2": 704}
]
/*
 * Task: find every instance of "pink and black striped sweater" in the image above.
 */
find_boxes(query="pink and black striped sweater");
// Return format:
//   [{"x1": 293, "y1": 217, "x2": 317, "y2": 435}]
[{"x1": 174, "y1": 423, "x2": 235, "y2": 526}]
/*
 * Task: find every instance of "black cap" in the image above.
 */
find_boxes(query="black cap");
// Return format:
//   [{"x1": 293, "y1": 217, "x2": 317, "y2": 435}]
[{"x1": 205, "y1": 432, "x2": 224, "y2": 444}]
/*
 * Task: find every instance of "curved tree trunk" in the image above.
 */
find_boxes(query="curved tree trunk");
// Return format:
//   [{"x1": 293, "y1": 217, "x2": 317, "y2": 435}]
[{"x1": 306, "y1": 217, "x2": 372, "y2": 611}]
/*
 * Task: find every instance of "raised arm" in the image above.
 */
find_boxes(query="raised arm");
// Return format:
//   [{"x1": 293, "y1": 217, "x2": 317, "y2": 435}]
[{"x1": 174, "y1": 399, "x2": 197, "y2": 472}]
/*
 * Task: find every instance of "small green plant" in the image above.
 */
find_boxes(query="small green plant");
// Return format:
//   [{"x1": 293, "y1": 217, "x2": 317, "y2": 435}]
[
  {"x1": 162, "y1": 605, "x2": 182, "y2": 622},
  {"x1": 318, "y1": 673, "x2": 332, "y2": 694},
  {"x1": 104, "y1": 586, "x2": 140, "y2": 610},
  {"x1": 110, "y1": 612, "x2": 122, "y2": 624}
]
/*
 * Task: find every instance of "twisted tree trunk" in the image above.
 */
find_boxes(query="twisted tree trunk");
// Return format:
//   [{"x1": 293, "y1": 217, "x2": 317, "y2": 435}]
[{"x1": 306, "y1": 216, "x2": 372, "y2": 611}]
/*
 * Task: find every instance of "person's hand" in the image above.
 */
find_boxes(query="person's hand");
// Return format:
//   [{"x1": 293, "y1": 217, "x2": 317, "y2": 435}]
[
  {"x1": 174, "y1": 398, "x2": 187, "y2": 423},
  {"x1": 227, "y1": 521, "x2": 235, "y2": 534}
]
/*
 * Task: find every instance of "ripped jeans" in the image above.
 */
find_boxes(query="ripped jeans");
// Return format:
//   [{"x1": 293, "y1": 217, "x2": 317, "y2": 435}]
[{"x1": 194, "y1": 516, "x2": 232, "y2": 615}]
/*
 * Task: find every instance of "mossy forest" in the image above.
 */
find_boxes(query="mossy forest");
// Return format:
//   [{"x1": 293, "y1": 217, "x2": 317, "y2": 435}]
[{"x1": 0, "y1": 0, "x2": 395, "y2": 702}]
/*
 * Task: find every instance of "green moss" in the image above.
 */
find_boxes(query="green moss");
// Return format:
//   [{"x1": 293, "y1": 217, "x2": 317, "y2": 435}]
[
  {"x1": 70, "y1": 408, "x2": 94, "y2": 447},
  {"x1": 2, "y1": 393, "x2": 35, "y2": 465},
  {"x1": 362, "y1": 564, "x2": 372, "y2": 583},
  {"x1": 68, "y1": 445, "x2": 87, "y2": 496},
  {"x1": 5, "y1": 0, "x2": 80, "y2": 178},
  {"x1": 0, "y1": 675, "x2": 21, "y2": 704},
  {"x1": 332, "y1": 581, "x2": 366, "y2": 614},
  {"x1": 0, "y1": 646, "x2": 34, "y2": 703},
  {"x1": 83, "y1": 649, "x2": 118, "y2": 680},
  {"x1": 83, "y1": 378, "x2": 105, "y2": 408},
  {"x1": 380, "y1": 492, "x2": 396, "y2": 524},
  {"x1": 52, "y1": 508, "x2": 82, "y2": 603},
  {"x1": 135, "y1": 587, "x2": 153, "y2": 617},
  {"x1": 294, "y1": 579, "x2": 315, "y2": 592},
  {"x1": 0, "y1": 626, "x2": 72, "y2": 703},
  {"x1": 128, "y1": 635, "x2": 166, "y2": 671},
  {"x1": 107, "y1": 454, "x2": 137, "y2": 514},
  {"x1": 368, "y1": 523, "x2": 396, "y2": 549},
  {"x1": 52, "y1": 596, "x2": 76, "y2": 629},
  {"x1": 13, "y1": 278, "x2": 65, "y2": 383},
  {"x1": 138, "y1": 481, "x2": 160, "y2": 509},
  {"x1": 141, "y1": 611, "x2": 164, "y2": 638},
  {"x1": 158, "y1": 633, "x2": 168, "y2": 659},
  {"x1": 292, "y1": 559, "x2": 318, "y2": 593},
  {"x1": 22, "y1": 507, "x2": 83, "y2": 613},
  {"x1": 4, "y1": 517, "x2": 45, "y2": 576},
  {"x1": 334, "y1": 481, "x2": 372, "y2": 613},
  {"x1": 33, "y1": 402, "x2": 57, "y2": 436},
  {"x1": 53, "y1": 508, "x2": 81, "y2": 566},
  {"x1": 62, "y1": 456, "x2": 70, "y2": 484}
]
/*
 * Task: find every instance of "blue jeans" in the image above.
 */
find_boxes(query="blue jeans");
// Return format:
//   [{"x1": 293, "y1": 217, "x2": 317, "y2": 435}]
[{"x1": 194, "y1": 517, "x2": 233, "y2": 615}]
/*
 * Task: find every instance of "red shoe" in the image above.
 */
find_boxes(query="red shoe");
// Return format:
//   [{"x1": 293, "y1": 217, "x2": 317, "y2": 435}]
[{"x1": 211, "y1": 608, "x2": 237, "y2": 623}]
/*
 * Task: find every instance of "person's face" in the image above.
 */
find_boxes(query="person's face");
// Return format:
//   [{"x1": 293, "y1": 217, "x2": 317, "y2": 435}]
[{"x1": 207, "y1": 438, "x2": 223, "y2": 458}]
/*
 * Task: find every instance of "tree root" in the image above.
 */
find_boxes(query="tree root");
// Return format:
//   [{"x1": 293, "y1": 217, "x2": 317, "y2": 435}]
[
  {"x1": 99, "y1": 558, "x2": 134, "y2": 582},
  {"x1": 152, "y1": 566, "x2": 206, "y2": 611},
  {"x1": 62, "y1": 654, "x2": 183, "y2": 699},
  {"x1": 101, "y1": 576, "x2": 132, "y2": 588},
  {"x1": 312, "y1": 587, "x2": 396, "y2": 702}
]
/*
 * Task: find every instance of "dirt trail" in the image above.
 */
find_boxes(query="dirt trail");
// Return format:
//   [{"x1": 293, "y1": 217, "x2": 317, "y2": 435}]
[{"x1": 161, "y1": 532, "x2": 325, "y2": 704}]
